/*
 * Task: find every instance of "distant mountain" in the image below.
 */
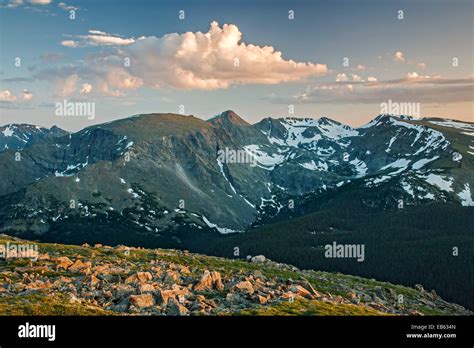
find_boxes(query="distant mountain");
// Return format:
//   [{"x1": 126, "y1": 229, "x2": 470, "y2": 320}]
[
  {"x1": 0, "y1": 112, "x2": 472, "y2": 238},
  {"x1": 0, "y1": 124, "x2": 68, "y2": 152}
]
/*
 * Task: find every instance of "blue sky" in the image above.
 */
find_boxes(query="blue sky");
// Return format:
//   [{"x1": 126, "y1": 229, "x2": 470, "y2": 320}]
[{"x1": 0, "y1": 0, "x2": 472, "y2": 131}]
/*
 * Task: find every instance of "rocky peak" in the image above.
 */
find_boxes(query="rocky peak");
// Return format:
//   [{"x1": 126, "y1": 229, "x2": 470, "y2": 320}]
[{"x1": 208, "y1": 110, "x2": 250, "y2": 127}]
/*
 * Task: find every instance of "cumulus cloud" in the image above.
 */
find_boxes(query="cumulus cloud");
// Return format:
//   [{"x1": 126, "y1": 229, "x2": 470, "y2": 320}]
[
  {"x1": 0, "y1": 89, "x2": 33, "y2": 102},
  {"x1": 80, "y1": 83, "x2": 92, "y2": 94},
  {"x1": 336, "y1": 73, "x2": 348, "y2": 82},
  {"x1": 336, "y1": 73, "x2": 365, "y2": 82},
  {"x1": 0, "y1": 90, "x2": 17, "y2": 102},
  {"x1": 56, "y1": 74, "x2": 79, "y2": 97},
  {"x1": 59, "y1": 22, "x2": 327, "y2": 92},
  {"x1": 367, "y1": 76, "x2": 377, "y2": 82},
  {"x1": 393, "y1": 51, "x2": 405, "y2": 62},
  {"x1": 21, "y1": 89, "x2": 33, "y2": 100},
  {"x1": 94, "y1": 68, "x2": 143, "y2": 96},
  {"x1": 126, "y1": 21, "x2": 327, "y2": 89}
]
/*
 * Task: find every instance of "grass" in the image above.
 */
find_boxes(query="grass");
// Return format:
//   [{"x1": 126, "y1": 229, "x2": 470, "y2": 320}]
[
  {"x1": 0, "y1": 235, "x2": 468, "y2": 316},
  {"x1": 0, "y1": 293, "x2": 113, "y2": 316},
  {"x1": 234, "y1": 298, "x2": 387, "y2": 316}
]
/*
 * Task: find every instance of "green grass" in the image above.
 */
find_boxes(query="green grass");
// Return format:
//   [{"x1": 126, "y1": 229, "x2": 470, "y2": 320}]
[
  {"x1": 234, "y1": 298, "x2": 387, "y2": 316},
  {"x1": 0, "y1": 293, "x2": 114, "y2": 316}
]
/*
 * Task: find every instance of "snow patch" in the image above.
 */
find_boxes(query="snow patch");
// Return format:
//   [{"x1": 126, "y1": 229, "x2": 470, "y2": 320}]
[
  {"x1": 2, "y1": 127, "x2": 14, "y2": 137},
  {"x1": 412, "y1": 156, "x2": 439, "y2": 170},
  {"x1": 424, "y1": 174, "x2": 454, "y2": 192},
  {"x1": 201, "y1": 215, "x2": 241, "y2": 234},
  {"x1": 458, "y1": 184, "x2": 474, "y2": 206},
  {"x1": 350, "y1": 158, "x2": 368, "y2": 178},
  {"x1": 243, "y1": 145, "x2": 285, "y2": 170},
  {"x1": 299, "y1": 160, "x2": 328, "y2": 171}
]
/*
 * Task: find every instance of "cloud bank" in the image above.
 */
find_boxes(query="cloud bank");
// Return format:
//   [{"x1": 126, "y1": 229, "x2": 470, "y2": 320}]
[{"x1": 267, "y1": 73, "x2": 474, "y2": 105}]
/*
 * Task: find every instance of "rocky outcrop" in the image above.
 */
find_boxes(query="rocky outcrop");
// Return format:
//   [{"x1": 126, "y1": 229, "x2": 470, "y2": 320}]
[{"x1": 0, "y1": 236, "x2": 471, "y2": 316}]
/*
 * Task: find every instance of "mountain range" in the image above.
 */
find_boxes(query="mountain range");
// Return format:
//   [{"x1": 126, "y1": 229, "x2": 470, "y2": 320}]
[
  {"x1": 1, "y1": 111, "x2": 473, "y2": 233},
  {"x1": 0, "y1": 110, "x2": 473, "y2": 309}
]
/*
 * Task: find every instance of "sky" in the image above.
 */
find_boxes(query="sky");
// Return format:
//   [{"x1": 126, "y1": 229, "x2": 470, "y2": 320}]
[{"x1": 0, "y1": 0, "x2": 472, "y2": 131}]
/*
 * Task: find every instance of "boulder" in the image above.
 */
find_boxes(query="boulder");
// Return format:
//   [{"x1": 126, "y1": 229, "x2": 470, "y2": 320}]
[
  {"x1": 167, "y1": 298, "x2": 189, "y2": 316},
  {"x1": 129, "y1": 294, "x2": 154, "y2": 308},
  {"x1": 210, "y1": 271, "x2": 224, "y2": 291},
  {"x1": 232, "y1": 281, "x2": 254, "y2": 295},
  {"x1": 56, "y1": 256, "x2": 73, "y2": 270},
  {"x1": 251, "y1": 255, "x2": 266, "y2": 263},
  {"x1": 138, "y1": 283, "x2": 156, "y2": 293},
  {"x1": 68, "y1": 260, "x2": 88, "y2": 272},
  {"x1": 194, "y1": 270, "x2": 213, "y2": 291},
  {"x1": 163, "y1": 270, "x2": 181, "y2": 285},
  {"x1": 125, "y1": 272, "x2": 152, "y2": 284},
  {"x1": 226, "y1": 292, "x2": 245, "y2": 304},
  {"x1": 289, "y1": 285, "x2": 313, "y2": 299},
  {"x1": 255, "y1": 294, "x2": 268, "y2": 305},
  {"x1": 90, "y1": 274, "x2": 100, "y2": 288}
]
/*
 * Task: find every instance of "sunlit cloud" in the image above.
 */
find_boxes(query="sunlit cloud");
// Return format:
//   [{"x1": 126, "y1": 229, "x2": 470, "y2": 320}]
[{"x1": 393, "y1": 51, "x2": 405, "y2": 62}]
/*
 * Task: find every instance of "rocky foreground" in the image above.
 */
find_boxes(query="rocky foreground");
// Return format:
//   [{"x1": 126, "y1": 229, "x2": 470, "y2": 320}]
[{"x1": 0, "y1": 235, "x2": 470, "y2": 316}]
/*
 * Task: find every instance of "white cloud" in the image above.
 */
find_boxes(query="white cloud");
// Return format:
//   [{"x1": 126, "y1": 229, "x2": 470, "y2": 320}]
[
  {"x1": 356, "y1": 64, "x2": 366, "y2": 71},
  {"x1": 61, "y1": 40, "x2": 78, "y2": 48},
  {"x1": 406, "y1": 72, "x2": 432, "y2": 81},
  {"x1": 57, "y1": 74, "x2": 79, "y2": 97},
  {"x1": 28, "y1": 0, "x2": 52, "y2": 4},
  {"x1": 336, "y1": 73, "x2": 348, "y2": 82},
  {"x1": 95, "y1": 68, "x2": 143, "y2": 96},
  {"x1": 80, "y1": 83, "x2": 92, "y2": 94},
  {"x1": 0, "y1": 89, "x2": 33, "y2": 102},
  {"x1": 0, "y1": 90, "x2": 17, "y2": 102},
  {"x1": 393, "y1": 51, "x2": 405, "y2": 62},
  {"x1": 417, "y1": 62, "x2": 427, "y2": 69},
  {"x1": 5, "y1": 0, "x2": 23, "y2": 8},
  {"x1": 21, "y1": 89, "x2": 33, "y2": 100},
  {"x1": 119, "y1": 21, "x2": 327, "y2": 89},
  {"x1": 58, "y1": 2, "x2": 78, "y2": 11},
  {"x1": 3, "y1": 0, "x2": 52, "y2": 9},
  {"x1": 62, "y1": 30, "x2": 136, "y2": 47},
  {"x1": 60, "y1": 22, "x2": 327, "y2": 91},
  {"x1": 351, "y1": 74, "x2": 363, "y2": 82},
  {"x1": 367, "y1": 76, "x2": 377, "y2": 82}
]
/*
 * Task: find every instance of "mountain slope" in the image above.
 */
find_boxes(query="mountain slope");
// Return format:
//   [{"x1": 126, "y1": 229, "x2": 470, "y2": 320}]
[
  {"x1": 0, "y1": 112, "x2": 472, "y2": 237},
  {"x1": 0, "y1": 235, "x2": 470, "y2": 316}
]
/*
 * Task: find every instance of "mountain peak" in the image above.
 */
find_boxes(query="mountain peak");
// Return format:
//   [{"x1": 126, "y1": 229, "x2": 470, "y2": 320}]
[
  {"x1": 208, "y1": 110, "x2": 249, "y2": 126},
  {"x1": 318, "y1": 116, "x2": 342, "y2": 126}
]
